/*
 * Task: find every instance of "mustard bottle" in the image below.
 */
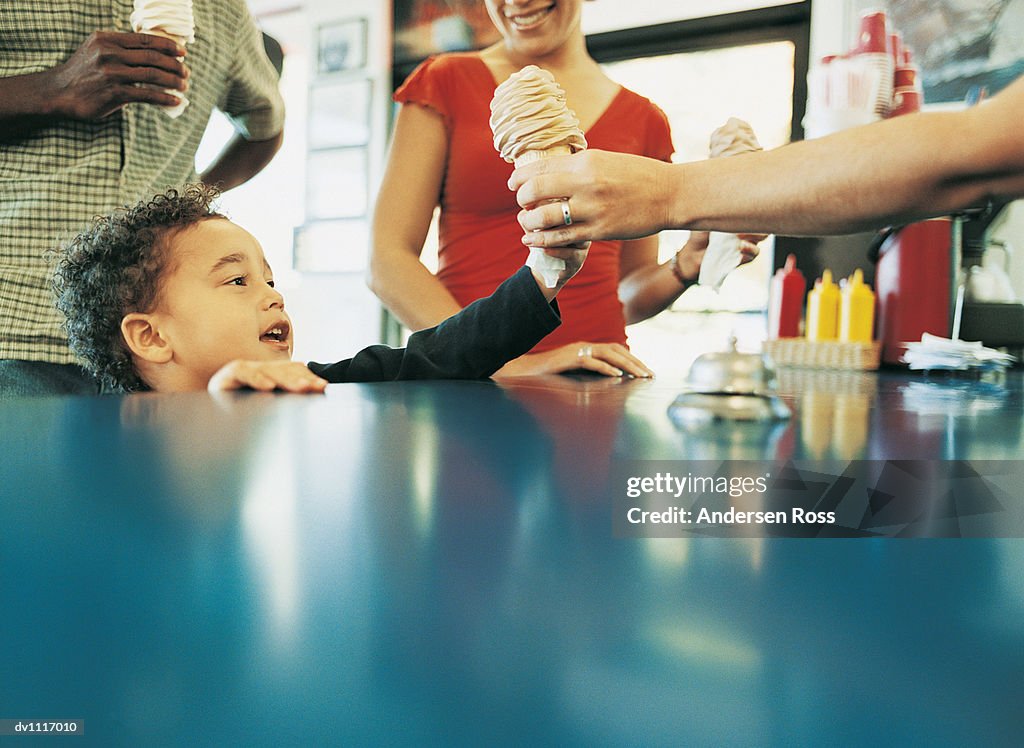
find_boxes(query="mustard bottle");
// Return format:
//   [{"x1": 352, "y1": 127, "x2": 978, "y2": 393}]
[
  {"x1": 806, "y1": 269, "x2": 840, "y2": 341},
  {"x1": 840, "y1": 269, "x2": 875, "y2": 343}
]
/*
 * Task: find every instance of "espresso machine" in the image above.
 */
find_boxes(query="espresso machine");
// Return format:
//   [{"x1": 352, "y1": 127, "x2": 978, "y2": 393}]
[{"x1": 957, "y1": 199, "x2": 1024, "y2": 352}]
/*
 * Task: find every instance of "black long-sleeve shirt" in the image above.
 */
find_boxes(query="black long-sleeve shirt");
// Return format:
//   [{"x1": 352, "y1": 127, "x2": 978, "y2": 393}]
[{"x1": 306, "y1": 267, "x2": 560, "y2": 383}]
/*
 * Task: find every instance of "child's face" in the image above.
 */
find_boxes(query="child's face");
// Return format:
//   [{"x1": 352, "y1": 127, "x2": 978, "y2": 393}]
[{"x1": 149, "y1": 218, "x2": 294, "y2": 389}]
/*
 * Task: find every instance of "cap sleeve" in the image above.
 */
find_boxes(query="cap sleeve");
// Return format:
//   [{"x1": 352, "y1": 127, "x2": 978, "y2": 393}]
[
  {"x1": 644, "y1": 103, "x2": 675, "y2": 163},
  {"x1": 394, "y1": 56, "x2": 453, "y2": 129}
]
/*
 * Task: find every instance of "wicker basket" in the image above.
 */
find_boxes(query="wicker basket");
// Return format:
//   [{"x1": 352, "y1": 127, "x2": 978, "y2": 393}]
[{"x1": 762, "y1": 338, "x2": 882, "y2": 370}]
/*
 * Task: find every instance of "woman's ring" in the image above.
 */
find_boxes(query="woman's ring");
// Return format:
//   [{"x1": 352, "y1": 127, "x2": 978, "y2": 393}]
[
  {"x1": 577, "y1": 344, "x2": 592, "y2": 359},
  {"x1": 561, "y1": 199, "x2": 573, "y2": 226}
]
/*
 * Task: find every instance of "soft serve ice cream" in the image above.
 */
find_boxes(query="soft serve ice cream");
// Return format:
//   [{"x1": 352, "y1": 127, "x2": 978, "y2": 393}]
[
  {"x1": 490, "y1": 65, "x2": 587, "y2": 286},
  {"x1": 709, "y1": 117, "x2": 762, "y2": 159},
  {"x1": 131, "y1": 0, "x2": 195, "y2": 118},
  {"x1": 699, "y1": 117, "x2": 766, "y2": 291},
  {"x1": 490, "y1": 65, "x2": 587, "y2": 164}
]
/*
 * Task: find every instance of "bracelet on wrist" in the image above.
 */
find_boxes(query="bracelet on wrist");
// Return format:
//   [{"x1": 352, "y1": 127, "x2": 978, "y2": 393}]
[{"x1": 670, "y1": 250, "x2": 696, "y2": 288}]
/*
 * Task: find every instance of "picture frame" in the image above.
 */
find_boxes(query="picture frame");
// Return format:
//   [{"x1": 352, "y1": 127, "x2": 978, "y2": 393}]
[
  {"x1": 317, "y1": 17, "x2": 367, "y2": 75},
  {"x1": 305, "y1": 147, "x2": 368, "y2": 221},
  {"x1": 308, "y1": 78, "x2": 372, "y2": 150},
  {"x1": 292, "y1": 219, "x2": 369, "y2": 274}
]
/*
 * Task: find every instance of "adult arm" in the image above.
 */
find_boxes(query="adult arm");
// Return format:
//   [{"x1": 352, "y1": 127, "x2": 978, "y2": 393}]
[
  {"x1": 511, "y1": 75, "x2": 1024, "y2": 240},
  {"x1": 367, "y1": 102, "x2": 464, "y2": 330},
  {"x1": 617, "y1": 234, "x2": 703, "y2": 324},
  {"x1": 200, "y1": 2, "x2": 286, "y2": 191},
  {"x1": 199, "y1": 130, "x2": 283, "y2": 191},
  {"x1": 0, "y1": 31, "x2": 188, "y2": 142}
]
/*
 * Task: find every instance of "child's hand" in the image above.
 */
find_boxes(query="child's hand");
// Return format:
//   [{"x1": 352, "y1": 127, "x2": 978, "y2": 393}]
[
  {"x1": 531, "y1": 241, "x2": 590, "y2": 301},
  {"x1": 208, "y1": 360, "x2": 328, "y2": 393}
]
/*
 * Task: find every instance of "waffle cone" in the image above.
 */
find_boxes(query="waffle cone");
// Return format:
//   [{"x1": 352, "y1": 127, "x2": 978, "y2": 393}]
[
  {"x1": 138, "y1": 28, "x2": 189, "y2": 46},
  {"x1": 513, "y1": 145, "x2": 573, "y2": 168}
]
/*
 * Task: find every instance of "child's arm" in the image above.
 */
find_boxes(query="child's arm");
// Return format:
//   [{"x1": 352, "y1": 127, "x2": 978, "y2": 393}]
[
  {"x1": 308, "y1": 263, "x2": 573, "y2": 383},
  {"x1": 207, "y1": 248, "x2": 586, "y2": 392}
]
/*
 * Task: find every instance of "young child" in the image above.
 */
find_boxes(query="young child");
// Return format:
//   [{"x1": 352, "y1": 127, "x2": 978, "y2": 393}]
[{"x1": 53, "y1": 184, "x2": 589, "y2": 394}]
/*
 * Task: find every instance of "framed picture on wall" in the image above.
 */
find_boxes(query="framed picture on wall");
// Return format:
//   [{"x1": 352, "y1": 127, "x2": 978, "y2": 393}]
[
  {"x1": 308, "y1": 79, "x2": 372, "y2": 150},
  {"x1": 317, "y1": 17, "x2": 367, "y2": 75},
  {"x1": 293, "y1": 219, "x2": 369, "y2": 274},
  {"x1": 305, "y1": 147, "x2": 368, "y2": 220}
]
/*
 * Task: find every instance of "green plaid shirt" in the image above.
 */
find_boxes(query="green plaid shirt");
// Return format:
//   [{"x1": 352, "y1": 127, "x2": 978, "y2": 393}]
[{"x1": 0, "y1": 0, "x2": 285, "y2": 364}]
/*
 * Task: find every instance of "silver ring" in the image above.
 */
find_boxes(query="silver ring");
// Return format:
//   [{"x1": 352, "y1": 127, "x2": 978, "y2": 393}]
[
  {"x1": 577, "y1": 344, "x2": 592, "y2": 359},
  {"x1": 561, "y1": 198, "x2": 573, "y2": 226}
]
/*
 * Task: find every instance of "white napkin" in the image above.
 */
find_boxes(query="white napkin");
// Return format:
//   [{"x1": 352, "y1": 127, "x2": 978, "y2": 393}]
[
  {"x1": 902, "y1": 333, "x2": 1016, "y2": 371},
  {"x1": 697, "y1": 232, "x2": 743, "y2": 291},
  {"x1": 526, "y1": 247, "x2": 564, "y2": 288},
  {"x1": 700, "y1": 118, "x2": 764, "y2": 292}
]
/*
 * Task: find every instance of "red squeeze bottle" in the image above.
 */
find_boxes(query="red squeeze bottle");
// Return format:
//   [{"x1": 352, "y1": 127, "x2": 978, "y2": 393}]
[{"x1": 768, "y1": 254, "x2": 806, "y2": 338}]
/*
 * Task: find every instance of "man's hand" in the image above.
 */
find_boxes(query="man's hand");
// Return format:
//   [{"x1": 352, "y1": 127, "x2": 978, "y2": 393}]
[
  {"x1": 48, "y1": 31, "x2": 190, "y2": 120},
  {"x1": 510, "y1": 150, "x2": 673, "y2": 247},
  {"x1": 208, "y1": 360, "x2": 328, "y2": 393}
]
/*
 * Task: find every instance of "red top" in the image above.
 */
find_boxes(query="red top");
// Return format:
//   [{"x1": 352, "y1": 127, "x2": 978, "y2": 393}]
[{"x1": 394, "y1": 53, "x2": 674, "y2": 351}]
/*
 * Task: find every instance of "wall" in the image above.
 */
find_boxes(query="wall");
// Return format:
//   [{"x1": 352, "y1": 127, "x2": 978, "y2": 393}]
[
  {"x1": 292, "y1": 0, "x2": 392, "y2": 361},
  {"x1": 200, "y1": 0, "x2": 392, "y2": 363}
]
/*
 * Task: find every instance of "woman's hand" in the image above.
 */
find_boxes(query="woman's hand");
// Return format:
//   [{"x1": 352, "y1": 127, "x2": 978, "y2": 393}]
[
  {"x1": 737, "y1": 233, "x2": 766, "y2": 263},
  {"x1": 674, "y1": 231, "x2": 764, "y2": 285},
  {"x1": 494, "y1": 342, "x2": 654, "y2": 379},
  {"x1": 208, "y1": 360, "x2": 328, "y2": 393}
]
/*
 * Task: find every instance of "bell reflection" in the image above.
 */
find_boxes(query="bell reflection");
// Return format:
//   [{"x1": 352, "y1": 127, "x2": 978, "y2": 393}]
[{"x1": 672, "y1": 417, "x2": 792, "y2": 462}]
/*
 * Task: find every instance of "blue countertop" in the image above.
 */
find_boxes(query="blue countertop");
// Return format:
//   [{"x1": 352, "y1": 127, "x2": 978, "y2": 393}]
[{"x1": 1, "y1": 370, "x2": 1022, "y2": 745}]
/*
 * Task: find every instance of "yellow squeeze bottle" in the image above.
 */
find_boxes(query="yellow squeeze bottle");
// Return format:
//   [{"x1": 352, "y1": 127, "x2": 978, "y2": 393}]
[
  {"x1": 840, "y1": 269, "x2": 875, "y2": 343},
  {"x1": 806, "y1": 269, "x2": 839, "y2": 341}
]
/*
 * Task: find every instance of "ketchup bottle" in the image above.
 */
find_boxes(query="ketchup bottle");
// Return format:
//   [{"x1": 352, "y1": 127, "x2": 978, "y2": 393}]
[{"x1": 768, "y1": 254, "x2": 806, "y2": 339}]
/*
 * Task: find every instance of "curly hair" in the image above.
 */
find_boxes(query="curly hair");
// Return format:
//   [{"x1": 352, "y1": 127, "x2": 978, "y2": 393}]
[{"x1": 53, "y1": 183, "x2": 225, "y2": 392}]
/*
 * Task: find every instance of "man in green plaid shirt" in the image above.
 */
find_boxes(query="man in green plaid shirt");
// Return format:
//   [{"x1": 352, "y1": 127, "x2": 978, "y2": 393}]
[{"x1": 0, "y1": 0, "x2": 285, "y2": 397}]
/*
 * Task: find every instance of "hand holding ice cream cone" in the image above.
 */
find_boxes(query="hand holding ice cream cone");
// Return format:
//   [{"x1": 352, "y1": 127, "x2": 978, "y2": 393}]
[
  {"x1": 696, "y1": 117, "x2": 768, "y2": 290},
  {"x1": 490, "y1": 65, "x2": 588, "y2": 288},
  {"x1": 131, "y1": 0, "x2": 195, "y2": 117}
]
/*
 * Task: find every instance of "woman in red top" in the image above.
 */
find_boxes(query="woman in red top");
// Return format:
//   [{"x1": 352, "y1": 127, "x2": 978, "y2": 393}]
[{"x1": 371, "y1": 0, "x2": 721, "y2": 377}]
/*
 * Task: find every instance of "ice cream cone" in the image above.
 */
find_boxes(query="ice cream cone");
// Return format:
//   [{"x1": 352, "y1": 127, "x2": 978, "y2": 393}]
[
  {"x1": 490, "y1": 66, "x2": 586, "y2": 287},
  {"x1": 513, "y1": 146, "x2": 575, "y2": 286},
  {"x1": 132, "y1": 0, "x2": 194, "y2": 118},
  {"x1": 513, "y1": 145, "x2": 573, "y2": 168},
  {"x1": 699, "y1": 118, "x2": 766, "y2": 291}
]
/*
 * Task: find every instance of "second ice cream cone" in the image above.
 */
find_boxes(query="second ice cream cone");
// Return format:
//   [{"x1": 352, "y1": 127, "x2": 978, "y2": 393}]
[{"x1": 132, "y1": 0, "x2": 194, "y2": 118}]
